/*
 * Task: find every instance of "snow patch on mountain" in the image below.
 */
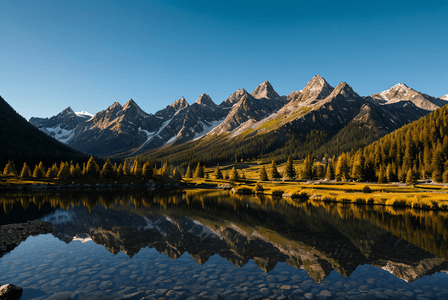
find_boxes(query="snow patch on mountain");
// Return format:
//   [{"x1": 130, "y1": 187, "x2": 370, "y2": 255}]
[
  {"x1": 193, "y1": 119, "x2": 225, "y2": 140},
  {"x1": 44, "y1": 126, "x2": 75, "y2": 144},
  {"x1": 75, "y1": 111, "x2": 93, "y2": 119}
]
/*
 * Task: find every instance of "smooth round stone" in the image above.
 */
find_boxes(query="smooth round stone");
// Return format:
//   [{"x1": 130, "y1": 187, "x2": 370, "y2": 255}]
[
  {"x1": 318, "y1": 290, "x2": 331, "y2": 297},
  {"x1": 304, "y1": 292, "x2": 313, "y2": 299}
]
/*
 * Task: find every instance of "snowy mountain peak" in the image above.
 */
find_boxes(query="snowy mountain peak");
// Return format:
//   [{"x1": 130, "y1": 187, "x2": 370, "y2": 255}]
[
  {"x1": 440, "y1": 94, "x2": 448, "y2": 100},
  {"x1": 252, "y1": 80, "x2": 280, "y2": 100},
  {"x1": 195, "y1": 93, "x2": 216, "y2": 107},
  {"x1": 75, "y1": 111, "x2": 93, "y2": 119}
]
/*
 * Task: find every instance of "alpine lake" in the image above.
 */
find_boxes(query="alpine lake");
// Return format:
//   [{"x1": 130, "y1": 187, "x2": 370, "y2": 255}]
[{"x1": 1, "y1": 188, "x2": 448, "y2": 300}]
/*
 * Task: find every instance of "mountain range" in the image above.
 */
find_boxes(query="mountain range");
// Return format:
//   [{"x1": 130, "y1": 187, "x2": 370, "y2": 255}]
[{"x1": 27, "y1": 75, "x2": 448, "y2": 162}]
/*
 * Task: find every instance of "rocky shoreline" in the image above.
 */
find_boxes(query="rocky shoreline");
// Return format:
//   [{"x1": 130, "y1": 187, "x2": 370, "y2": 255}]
[{"x1": 0, "y1": 219, "x2": 54, "y2": 256}]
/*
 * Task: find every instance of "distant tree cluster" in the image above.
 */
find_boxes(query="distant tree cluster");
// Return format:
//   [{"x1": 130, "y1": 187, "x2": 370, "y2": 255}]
[
  {"x1": 330, "y1": 103, "x2": 448, "y2": 184},
  {"x1": 1, "y1": 156, "x2": 159, "y2": 181}
]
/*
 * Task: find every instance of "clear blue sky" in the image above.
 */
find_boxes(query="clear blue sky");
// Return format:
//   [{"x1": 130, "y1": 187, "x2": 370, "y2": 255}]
[{"x1": 1, "y1": 0, "x2": 447, "y2": 119}]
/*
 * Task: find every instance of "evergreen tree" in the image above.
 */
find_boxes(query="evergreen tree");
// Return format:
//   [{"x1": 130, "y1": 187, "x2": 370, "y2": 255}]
[
  {"x1": 117, "y1": 164, "x2": 124, "y2": 177},
  {"x1": 193, "y1": 162, "x2": 204, "y2": 178},
  {"x1": 57, "y1": 162, "x2": 71, "y2": 179},
  {"x1": 325, "y1": 162, "x2": 335, "y2": 180},
  {"x1": 229, "y1": 167, "x2": 239, "y2": 181},
  {"x1": 85, "y1": 156, "x2": 100, "y2": 177},
  {"x1": 406, "y1": 166, "x2": 418, "y2": 186},
  {"x1": 161, "y1": 161, "x2": 169, "y2": 178},
  {"x1": 316, "y1": 165, "x2": 325, "y2": 179},
  {"x1": 398, "y1": 167, "x2": 406, "y2": 183},
  {"x1": 377, "y1": 165, "x2": 387, "y2": 184},
  {"x1": 131, "y1": 158, "x2": 142, "y2": 176},
  {"x1": 185, "y1": 164, "x2": 192, "y2": 178},
  {"x1": 431, "y1": 148, "x2": 445, "y2": 181},
  {"x1": 3, "y1": 160, "x2": 17, "y2": 176},
  {"x1": 213, "y1": 164, "x2": 223, "y2": 179},
  {"x1": 259, "y1": 166, "x2": 268, "y2": 181},
  {"x1": 335, "y1": 153, "x2": 349, "y2": 181},
  {"x1": 283, "y1": 156, "x2": 296, "y2": 179},
  {"x1": 123, "y1": 160, "x2": 130, "y2": 175},
  {"x1": 142, "y1": 161, "x2": 153, "y2": 178},
  {"x1": 386, "y1": 163, "x2": 394, "y2": 183},
  {"x1": 101, "y1": 159, "x2": 115, "y2": 179},
  {"x1": 201, "y1": 165, "x2": 206, "y2": 178},
  {"x1": 71, "y1": 163, "x2": 82, "y2": 178},
  {"x1": 443, "y1": 169, "x2": 448, "y2": 183},
  {"x1": 270, "y1": 160, "x2": 281, "y2": 180},
  {"x1": 351, "y1": 150, "x2": 365, "y2": 181},
  {"x1": 33, "y1": 162, "x2": 46, "y2": 179},
  {"x1": 20, "y1": 163, "x2": 31, "y2": 179},
  {"x1": 172, "y1": 167, "x2": 183, "y2": 180},
  {"x1": 46, "y1": 163, "x2": 59, "y2": 179},
  {"x1": 301, "y1": 155, "x2": 313, "y2": 180}
]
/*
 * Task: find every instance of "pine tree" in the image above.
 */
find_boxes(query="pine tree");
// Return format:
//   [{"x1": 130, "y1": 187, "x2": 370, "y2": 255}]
[
  {"x1": 213, "y1": 164, "x2": 223, "y2": 179},
  {"x1": 185, "y1": 164, "x2": 192, "y2": 178},
  {"x1": 335, "y1": 153, "x2": 349, "y2": 181},
  {"x1": 377, "y1": 165, "x2": 387, "y2": 184},
  {"x1": 46, "y1": 163, "x2": 59, "y2": 179},
  {"x1": 351, "y1": 150, "x2": 365, "y2": 181},
  {"x1": 229, "y1": 167, "x2": 239, "y2": 181},
  {"x1": 32, "y1": 162, "x2": 46, "y2": 179},
  {"x1": 101, "y1": 159, "x2": 115, "y2": 179},
  {"x1": 193, "y1": 162, "x2": 204, "y2": 178},
  {"x1": 283, "y1": 156, "x2": 295, "y2": 179},
  {"x1": 20, "y1": 163, "x2": 31, "y2": 179},
  {"x1": 386, "y1": 163, "x2": 394, "y2": 183},
  {"x1": 443, "y1": 169, "x2": 448, "y2": 183},
  {"x1": 131, "y1": 158, "x2": 142, "y2": 176},
  {"x1": 71, "y1": 163, "x2": 82, "y2": 178},
  {"x1": 325, "y1": 162, "x2": 335, "y2": 180},
  {"x1": 398, "y1": 167, "x2": 406, "y2": 183},
  {"x1": 301, "y1": 155, "x2": 313, "y2": 180},
  {"x1": 117, "y1": 164, "x2": 124, "y2": 177},
  {"x1": 431, "y1": 148, "x2": 445, "y2": 181},
  {"x1": 57, "y1": 162, "x2": 71, "y2": 179},
  {"x1": 161, "y1": 161, "x2": 169, "y2": 178},
  {"x1": 123, "y1": 160, "x2": 130, "y2": 175},
  {"x1": 142, "y1": 161, "x2": 153, "y2": 178},
  {"x1": 406, "y1": 166, "x2": 418, "y2": 186},
  {"x1": 3, "y1": 160, "x2": 17, "y2": 176},
  {"x1": 85, "y1": 156, "x2": 100, "y2": 177},
  {"x1": 172, "y1": 167, "x2": 182, "y2": 180},
  {"x1": 270, "y1": 160, "x2": 281, "y2": 180},
  {"x1": 259, "y1": 166, "x2": 268, "y2": 181}
]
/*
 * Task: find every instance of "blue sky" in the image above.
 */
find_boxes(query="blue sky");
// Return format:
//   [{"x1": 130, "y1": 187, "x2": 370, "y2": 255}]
[{"x1": 1, "y1": 0, "x2": 447, "y2": 119}]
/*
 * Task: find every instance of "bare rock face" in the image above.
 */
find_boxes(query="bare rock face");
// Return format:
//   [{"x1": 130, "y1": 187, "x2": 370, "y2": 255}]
[
  {"x1": 0, "y1": 284, "x2": 23, "y2": 300},
  {"x1": 370, "y1": 83, "x2": 448, "y2": 110}
]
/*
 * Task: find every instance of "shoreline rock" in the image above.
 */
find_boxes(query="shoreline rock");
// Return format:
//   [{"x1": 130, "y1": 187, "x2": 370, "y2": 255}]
[{"x1": 0, "y1": 284, "x2": 23, "y2": 299}]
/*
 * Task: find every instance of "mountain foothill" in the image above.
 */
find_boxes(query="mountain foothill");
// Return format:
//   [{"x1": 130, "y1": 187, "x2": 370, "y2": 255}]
[{"x1": 3, "y1": 75, "x2": 448, "y2": 171}]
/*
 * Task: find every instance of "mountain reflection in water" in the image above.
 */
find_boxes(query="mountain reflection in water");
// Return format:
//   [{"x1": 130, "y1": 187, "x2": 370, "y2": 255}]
[{"x1": 1, "y1": 189, "x2": 448, "y2": 284}]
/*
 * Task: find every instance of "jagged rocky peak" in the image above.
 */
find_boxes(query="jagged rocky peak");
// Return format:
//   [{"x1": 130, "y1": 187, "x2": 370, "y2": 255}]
[
  {"x1": 61, "y1": 106, "x2": 75, "y2": 114},
  {"x1": 221, "y1": 89, "x2": 249, "y2": 107},
  {"x1": 171, "y1": 97, "x2": 189, "y2": 111},
  {"x1": 252, "y1": 80, "x2": 280, "y2": 100},
  {"x1": 299, "y1": 75, "x2": 334, "y2": 101},
  {"x1": 331, "y1": 82, "x2": 360, "y2": 99},
  {"x1": 108, "y1": 102, "x2": 123, "y2": 111},
  {"x1": 195, "y1": 93, "x2": 216, "y2": 107},
  {"x1": 122, "y1": 99, "x2": 139, "y2": 110}
]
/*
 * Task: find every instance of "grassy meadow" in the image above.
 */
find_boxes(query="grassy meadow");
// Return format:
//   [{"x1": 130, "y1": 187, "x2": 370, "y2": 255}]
[{"x1": 184, "y1": 159, "x2": 448, "y2": 211}]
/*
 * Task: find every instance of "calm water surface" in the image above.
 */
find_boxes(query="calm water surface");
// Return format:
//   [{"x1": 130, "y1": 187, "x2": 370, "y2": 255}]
[{"x1": 0, "y1": 189, "x2": 448, "y2": 299}]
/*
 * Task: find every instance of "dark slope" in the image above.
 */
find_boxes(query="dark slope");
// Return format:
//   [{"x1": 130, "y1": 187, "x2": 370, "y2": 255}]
[{"x1": 0, "y1": 96, "x2": 87, "y2": 167}]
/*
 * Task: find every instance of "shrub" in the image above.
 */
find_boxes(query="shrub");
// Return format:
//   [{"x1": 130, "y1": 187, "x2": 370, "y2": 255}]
[
  {"x1": 290, "y1": 190, "x2": 310, "y2": 201},
  {"x1": 272, "y1": 189, "x2": 284, "y2": 197},
  {"x1": 233, "y1": 186, "x2": 253, "y2": 194},
  {"x1": 255, "y1": 183, "x2": 264, "y2": 193},
  {"x1": 362, "y1": 185, "x2": 372, "y2": 193}
]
